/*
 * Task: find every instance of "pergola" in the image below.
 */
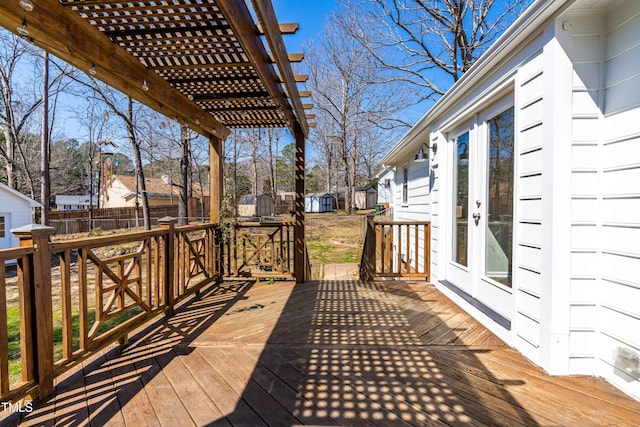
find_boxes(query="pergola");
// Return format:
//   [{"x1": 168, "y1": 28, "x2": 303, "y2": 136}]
[{"x1": 0, "y1": 0, "x2": 311, "y2": 281}]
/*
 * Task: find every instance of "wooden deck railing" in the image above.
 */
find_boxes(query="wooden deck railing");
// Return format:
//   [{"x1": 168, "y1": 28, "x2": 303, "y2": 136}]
[
  {"x1": 0, "y1": 219, "x2": 222, "y2": 403},
  {"x1": 360, "y1": 216, "x2": 430, "y2": 281},
  {"x1": 222, "y1": 221, "x2": 294, "y2": 279}
]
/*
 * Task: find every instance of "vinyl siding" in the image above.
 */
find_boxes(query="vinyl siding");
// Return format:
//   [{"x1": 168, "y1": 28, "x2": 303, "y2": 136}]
[
  {"x1": 393, "y1": 159, "x2": 431, "y2": 271},
  {"x1": 604, "y1": 0, "x2": 640, "y2": 115},
  {"x1": 0, "y1": 191, "x2": 36, "y2": 249},
  {"x1": 566, "y1": 13, "x2": 603, "y2": 373},
  {"x1": 514, "y1": 52, "x2": 544, "y2": 353},
  {"x1": 565, "y1": 0, "x2": 640, "y2": 398}
]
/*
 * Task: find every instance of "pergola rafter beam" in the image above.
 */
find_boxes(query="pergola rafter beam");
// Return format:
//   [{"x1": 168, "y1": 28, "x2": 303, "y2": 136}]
[
  {"x1": 216, "y1": 0, "x2": 303, "y2": 136},
  {"x1": 0, "y1": 0, "x2": 229, "y2": 139},
  {"x1": 251, "y1": 0, "x2": 308, "y2": 138}
]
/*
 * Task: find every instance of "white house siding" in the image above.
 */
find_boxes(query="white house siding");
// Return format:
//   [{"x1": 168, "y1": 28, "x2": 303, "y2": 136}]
[
  {"x1": 0, "y1": 187, "x2": 38, "y2": 250},
  {"x1": 559, "y1": 11, "x2": 604, "y2": 375},
  {"x1": 514, "y1": 51, "x2": 545, "y2": 362},
  {"x1": 379, "y1": 0, "x2": 640, "y2": 400},
  {"x1": 376, "y1": 168, "x2": 395, "y2": 205},
  {"x1": 597, "y1": 0, "x2": 640, "y2": 399},
  {"x1": 393, "y1": 159, "x2": 431, "y2": 271}
]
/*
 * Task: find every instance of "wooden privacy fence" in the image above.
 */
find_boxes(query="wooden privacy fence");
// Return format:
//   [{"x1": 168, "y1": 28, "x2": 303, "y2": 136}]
[
  {"x1": 222, "y1": 221, "x2": 294, "y2": 279},
  {"x1": 49, "y1": 205, "x2": 180, "y2": 235},
  {"x1": 0, "y1": 219, "x2": 221, "y2": 403},
  {"x1": 360, "y1": 216, "x2": 431, "y2": 281}
]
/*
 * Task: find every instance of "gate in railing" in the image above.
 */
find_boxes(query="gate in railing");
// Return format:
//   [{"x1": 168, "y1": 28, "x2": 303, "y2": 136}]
[
  {"x1": 360, "y1": 216, "x2": 431, "y2": 281},
  {"x1": 222, "y1": 221, "x2": 294, "y2": 279},
  {"x1": 0, "y1": 219, "x2": 221, "y2": 403}
]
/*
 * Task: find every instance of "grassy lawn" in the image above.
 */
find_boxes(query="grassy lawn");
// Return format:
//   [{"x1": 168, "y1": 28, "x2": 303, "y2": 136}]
[{"x1": 306, "y1": 213, "x2": 367, "y2": 279}]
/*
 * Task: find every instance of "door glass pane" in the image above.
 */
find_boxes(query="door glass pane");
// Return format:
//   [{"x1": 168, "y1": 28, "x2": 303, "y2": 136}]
[
  {"x1": 453, "y1": 132, "x2": 469, "y2": 266},
  {"x1": 485, "y1": 108, "x2": 514, "y2": 287}
]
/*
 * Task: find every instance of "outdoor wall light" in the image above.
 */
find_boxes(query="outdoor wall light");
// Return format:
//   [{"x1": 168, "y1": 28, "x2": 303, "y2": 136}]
[{"x1": 414, "y1": 142, "x2": 437, "y2": 163}]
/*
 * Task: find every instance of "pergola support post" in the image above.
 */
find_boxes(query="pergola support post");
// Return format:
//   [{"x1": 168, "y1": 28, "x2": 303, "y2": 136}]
[
  {"x1": 294, "y1": 128, "x2": 306, "y2": 283},
  {"x1": 210, "y1": 136, "x2": 223, "y2": 223}
]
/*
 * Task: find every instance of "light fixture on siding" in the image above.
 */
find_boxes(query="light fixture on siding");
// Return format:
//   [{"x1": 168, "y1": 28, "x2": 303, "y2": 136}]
[{"x1": 414, "y1": 142, "x2": 437, "y2": 163}]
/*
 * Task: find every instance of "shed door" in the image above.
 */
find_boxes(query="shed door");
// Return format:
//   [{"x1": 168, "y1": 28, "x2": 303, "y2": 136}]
[
  {"x1": 321, "y1": 197, "x2": 331, "y2": 212},
  {"x1": 0, "y1": 214, "x2": 11, "y2": 250}
]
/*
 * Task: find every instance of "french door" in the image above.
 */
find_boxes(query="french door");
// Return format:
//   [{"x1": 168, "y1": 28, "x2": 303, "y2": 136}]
[{"x1": 446, "y1": 102, "x2": 515, "y2": 295}]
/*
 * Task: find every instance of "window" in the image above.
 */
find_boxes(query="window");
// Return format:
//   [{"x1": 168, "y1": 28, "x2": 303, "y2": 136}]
[
  {"x1": 402, "y1": 168, "x2": 408, "y2": 204},
  {"x1": 0, "y1": 216, "x2": 5, "y2": 238},
  {"x1": 485, "y1": 107, "x2": 515, "y2": 287},
  {"x1": 453, "y1": 131, "x2": 469, "y2": 267}
]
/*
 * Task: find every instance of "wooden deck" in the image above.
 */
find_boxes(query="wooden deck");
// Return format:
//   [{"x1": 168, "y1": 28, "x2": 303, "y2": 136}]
[{"x1": 4, "y1": 279, "x2": 640, "y2": 426}]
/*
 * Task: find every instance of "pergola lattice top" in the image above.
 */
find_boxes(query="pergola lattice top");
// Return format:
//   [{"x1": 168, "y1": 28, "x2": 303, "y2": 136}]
[{"x1": 0, "y1": 0, "x2": 310, "y2": 139}]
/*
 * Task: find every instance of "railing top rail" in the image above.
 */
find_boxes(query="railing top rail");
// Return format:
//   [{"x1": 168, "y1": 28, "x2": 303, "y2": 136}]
[
  {"x1": 0, "y1": 246, "x2": 36, "y2": 261},
  {"x1": 174, "y1": 222, "x2": 219, "y2": 233},
  {"x1": 233, "y1": 221, "x2": 294, "y2": 227},
  {"x1": 372, "y1": 219, "x2": 431, "y2": 226},
  {"x1": 49, "y1": 228, "x2": 167, "y2": 252}
]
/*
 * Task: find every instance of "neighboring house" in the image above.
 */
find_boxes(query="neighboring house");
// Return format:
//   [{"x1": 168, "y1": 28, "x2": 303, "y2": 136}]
[
  {"x1": 354, "y1": 185, "x2": 378, "y2": 210},
  {"x1": 101, "y1": 174, "x2": 208, "y2": 208},
  {"x1": 55, "y1": 195, "x2": 97, "y2": 211},
  {"x1": 305, "y1": 193, "x2": 333, "y2": 213},
  {"x1": 379, "y1": 0, "x2": 640, "y2": 400},
  {"x1": 376, "y1": 167, "x2": 395, "y2": 206},
  {"x1": 0, "y1": 183, "x2": 41, "y2": 251},
  {"x1": 238, "y1": 194, "x2": 276, "y2": 217}
]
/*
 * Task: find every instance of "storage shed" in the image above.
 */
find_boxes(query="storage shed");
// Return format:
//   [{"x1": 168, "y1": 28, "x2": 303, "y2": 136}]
[
  {"x1": 238, "y1": 194, "x2": 276, "y2": 217},
  {"x1": 354, "y1": 185, "x2": 378, "y2": 210},
  {"x1": 305, "y1": 193, "x2": 333, "y2": 213}
]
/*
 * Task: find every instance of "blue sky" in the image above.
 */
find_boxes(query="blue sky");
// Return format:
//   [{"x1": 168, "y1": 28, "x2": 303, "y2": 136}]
[{"x1": 271, "y1": 0, "x2": 338, "y2": 52}]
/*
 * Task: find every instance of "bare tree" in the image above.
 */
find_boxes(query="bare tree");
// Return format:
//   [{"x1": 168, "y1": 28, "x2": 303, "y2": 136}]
[
  {"x1": 341, "y1": 0, "x2": 529, "y2": 101},
  {"x1": 66, "y1": 69, "x2": 153, "y2": 229},
  {"x1": 123, "y1": 96, "x2": 151, "y2": 229},
  {"x1": 265, "y1": 128, "x2": 283, "y2": 201},
  {"x1": 0, "y1": 33, "x2": 42, "y2": 189},
  {"x1": 306, "y1": 10, "x2": 405, "y2": 214},
  {"x1": 178, "y1": 125, "x2": 193, "y2": 225}
]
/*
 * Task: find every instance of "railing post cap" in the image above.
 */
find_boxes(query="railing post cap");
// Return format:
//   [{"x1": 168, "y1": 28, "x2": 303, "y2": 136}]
[
  {"x1": 158, "y1": 216, "x2": 178, "y2": 225},
  {"x1": 11, "y1": 223, "x2": 55, "y2": 237}
]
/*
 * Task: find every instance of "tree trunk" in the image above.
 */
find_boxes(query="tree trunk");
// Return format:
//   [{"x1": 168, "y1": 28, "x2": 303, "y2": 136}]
[
  {"x1": 40, "y1": 52, "x2": 50, "y2": 225},
  {"x1": 178, "y1": 125, "x2": 189, "y2": 225},
  {"x1": 127, "y1": 97, "x2": 151, "y2": 229}
]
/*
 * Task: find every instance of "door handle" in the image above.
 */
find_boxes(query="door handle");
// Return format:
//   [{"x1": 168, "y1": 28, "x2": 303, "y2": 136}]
[{"x1": 472, "y1": 212, "x2": 481, "y2": 221}]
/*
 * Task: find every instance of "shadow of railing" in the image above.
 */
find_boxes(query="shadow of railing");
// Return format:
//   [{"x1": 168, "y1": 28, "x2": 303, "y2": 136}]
[
  {"x1": 11, "y1": 279, "x2": 256, "y2": 426},
  {"x1": 219, "y1": 280, "x2": 539, "y2": 426},
  {"x1": 12, "y1": 279, "x2": 543, "y2": 426}
]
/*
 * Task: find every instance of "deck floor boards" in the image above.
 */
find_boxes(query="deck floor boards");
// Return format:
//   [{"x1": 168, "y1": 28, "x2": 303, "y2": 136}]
[{"x1": 4, "y1": 279, "x2": 640, "y2": 426}]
